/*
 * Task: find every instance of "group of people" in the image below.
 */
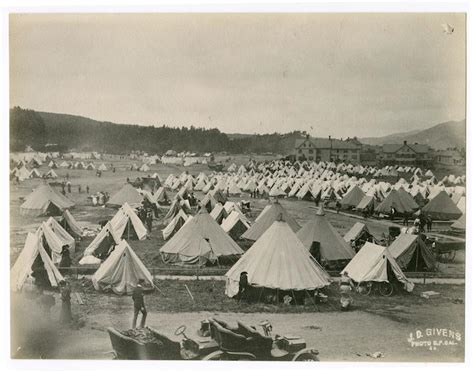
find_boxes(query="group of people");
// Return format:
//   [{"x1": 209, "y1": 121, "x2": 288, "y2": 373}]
[
  {"x1": 137, "y1": 203, "x2": 154, "y2": 233},
  {"x1": 91, "y1": 191, "x2": 109, "y2": 206}
]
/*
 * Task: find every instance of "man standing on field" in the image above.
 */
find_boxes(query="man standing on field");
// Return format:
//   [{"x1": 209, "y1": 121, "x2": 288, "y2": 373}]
[{"x1": 132, "y1": 279, "x2": 147, "y2": 329}]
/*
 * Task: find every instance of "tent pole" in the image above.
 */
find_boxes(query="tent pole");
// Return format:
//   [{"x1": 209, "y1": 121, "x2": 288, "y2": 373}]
[
  {"x1": 257, "y1": 287, "x2": 264, "y2": 303},
  {"x1": 415, "y1": 240, "x2": 419, "y2": 271},
  {"x1": 291, "y1": 289, "x2": 297, "y2": 306}
]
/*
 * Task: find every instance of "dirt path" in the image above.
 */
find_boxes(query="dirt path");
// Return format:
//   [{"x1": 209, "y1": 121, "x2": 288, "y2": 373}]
[{"x1": 33, "y1": 305, "x2": 463, "y2": 362}]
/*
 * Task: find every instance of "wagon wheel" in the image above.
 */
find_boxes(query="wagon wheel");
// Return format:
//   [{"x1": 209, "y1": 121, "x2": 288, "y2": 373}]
[
  {"x1": 438, "y1": 250, "x2": 456, "y2": 263},
  {"x1": 357, "y1": 282, "x2": 372, "y2": 296},
  {"x1": 378, "y1": 282, "x2": 394, "y2": 297},
  {"x1": 446, "y1": 250, "x2": 456, "y2": 262}
]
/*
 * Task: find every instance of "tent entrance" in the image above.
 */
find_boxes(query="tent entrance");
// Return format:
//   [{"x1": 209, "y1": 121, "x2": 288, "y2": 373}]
[
  {"x1": 122, "y1": 220, "x2": 139, "y2": 240},
  {"x1": 46, "y1": 202, "x2": 62, "y2": 217},
  {"x1": 309, "y1": 242, "x2": 321, "y2": 263},
  {"x1": 95, "y1": 233, "x2": 116, "y2": 260}
]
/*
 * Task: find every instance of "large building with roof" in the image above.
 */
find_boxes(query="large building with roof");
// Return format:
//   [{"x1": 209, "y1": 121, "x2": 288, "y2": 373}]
[
  {"x1": 294, "y1": 135, "x2": 362, "y2": 163},
  {"x1": 378, "y1": 140, "x2": 432, "y2": 166}
]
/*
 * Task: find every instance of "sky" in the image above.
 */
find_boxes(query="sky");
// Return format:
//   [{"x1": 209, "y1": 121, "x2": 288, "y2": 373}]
[{"x1": 9, "y1": 13, "x2": 466, "y2": 138}]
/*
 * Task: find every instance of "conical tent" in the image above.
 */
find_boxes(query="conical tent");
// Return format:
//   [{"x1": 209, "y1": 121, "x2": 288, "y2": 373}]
[
  {"x1": 342, "y1": 242, "x2": 414, "y2": 292},
  {"x1": 422, "y1": 190, "x2": 462, "y2": 220},
  {"x1": 80, "y1": 222, "x2": 122, "y2": 263},
  {"x1": 11, "y1": 232, "x2": 64, "y2": 291},
  {"x1": 387, "y1": 234, "x2": 436, "y2": 271},
  {"x1": 160, "y1": 211, "x2": 243, "y2": 266},
  {"x1": 109, "y1": 202, "x2": 147, "y2": 240},
  {"x1": 296, "y1": 207, "x2": 355, "y2": 263},
  {"x1": 241, "y1": 200, "x2": 300, "y2": 241},
  {"x1": 225, "y1": 220, "x2": 331, "y2": 297},
  {"x1": 92, "y1": 240, "x2": 154, "y2": 295},
  {"x1": 60, "y1": 209, "x2": 84, "y2": 238},
  {"x1": 20, "y1": 184, "x2": 75, "y2": 217},
  {"x1": 340, "y1": 186, "x2": 365, "y2": 209},
  {"x1": 106, "y1": 184, "x2": 144, "y2": 207}
]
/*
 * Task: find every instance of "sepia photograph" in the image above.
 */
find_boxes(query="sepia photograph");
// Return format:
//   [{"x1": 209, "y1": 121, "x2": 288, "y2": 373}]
[{"x1": 4, "y1": 4, "x2": 469, "y2": 366}]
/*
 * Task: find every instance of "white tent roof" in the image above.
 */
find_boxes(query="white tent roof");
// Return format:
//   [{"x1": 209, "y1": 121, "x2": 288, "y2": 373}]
[
  {"x1": 110, "y1": 202, "x2": 147, "y2": 240},
  {"x1": 11, "y1": 232, "x2": 64, "y2": 291},
  {"x1": 92, "y1": 240, "x2": 154, "y2": 295},
  {"x1": 226, "y1": 220, "x2": 331, "y2": 297},
  {"x1": 342, "y1": 242, "x2": 414, "y2": 291}
]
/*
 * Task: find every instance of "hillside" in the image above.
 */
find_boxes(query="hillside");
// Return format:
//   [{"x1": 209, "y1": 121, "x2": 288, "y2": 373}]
[
  {"x1": 360, "y1": 120, "x2": 466, "y2": 150},
  {"x1": 10, "y1": 107, "x2": 465, "y2": 153},
  {"x1": 10, "y1": 107, "x2": 304, "y2": 155}
]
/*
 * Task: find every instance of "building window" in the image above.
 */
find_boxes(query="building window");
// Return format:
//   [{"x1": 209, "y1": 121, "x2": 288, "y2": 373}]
[
  {"x1": 308, "y1": 149, "x2": 313, "y2": 154},
  {"x1": 298, "y1": 149, "x2": 302, "y2": 154}
]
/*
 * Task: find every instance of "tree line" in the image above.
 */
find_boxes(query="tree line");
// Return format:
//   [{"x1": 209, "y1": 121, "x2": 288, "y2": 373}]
[{"x1": 10, "y1": 107, "x2": 304, "y2": 155}]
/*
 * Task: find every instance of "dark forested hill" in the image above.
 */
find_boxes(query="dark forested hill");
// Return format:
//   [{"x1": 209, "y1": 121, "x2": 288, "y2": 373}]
[{"x1": 10, "y1": 107, "x2": 305, "y2": 154}]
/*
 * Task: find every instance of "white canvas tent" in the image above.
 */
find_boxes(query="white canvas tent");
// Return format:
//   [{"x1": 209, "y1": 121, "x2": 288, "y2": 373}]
[
  {"x1": 20, "y1": 184, "x2": 75, "y2": 217},
  {"x1": 109, "y1": 202, "x2": 147, "y2": 240},
  {"x1": 91, "y1": 240, "x2": 154, "y2": 295},
  {"x1": 11, "y1": 232, "x2": 64, "y2": 291},
  {"x1": 342, "y1": 242, "x2": 414, "y2": 292},
  {"x1": 45, "y1": 217, "x2": 76, "y2": 252},
  {"x1": 225, "y1": 220, "x2": 331, "y2": 297},
  {"x1": 80, "y1": 222, "x2": 122, "y2": 264},
  {"x1": 162, "y1": 209, "x2": 190, "y2": 240},
  {"x1": 160, "y1": 211, "x2": 243, "y2": 266}
]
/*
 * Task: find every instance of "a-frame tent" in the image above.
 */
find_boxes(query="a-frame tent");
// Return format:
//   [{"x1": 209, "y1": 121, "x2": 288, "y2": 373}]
[
  {"x1": 387, "y1": 233, "x2": 436, "y2": 271},
  {"x1": 342, "y1": 242, "x2": 414, "y2": 292},
  {"x1": 80, "y1": 222, "x2": 122, "y2": 264},
  {"x1": 59, "y1": 209, "x2": 84, "y2": 238},
  {"x1": 109, "y1": 202, "x2": 147, "y2": 240},
  {"x1": 92, "y1": 240, "x2": 154, "y2": 295},
  {"x1": 45, "y1": 216, "x2": 76, "y2": 252},
  {"x1": 162, "y1": 209, "x2": 190, "y2": 240},
  {"x1": 11, "y1": 232, "x2": 64, "y2": 291}
]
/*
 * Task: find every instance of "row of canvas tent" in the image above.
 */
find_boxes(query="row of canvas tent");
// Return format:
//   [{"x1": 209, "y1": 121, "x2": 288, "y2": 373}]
[
  {"x1": 11, "y1": 166, "x2": 58, "y2": 181},
  {"x1": 223, "y1": 212, "x2": 422, "y2": 299},
  {"x1": 11, "y1": 210, "x2": 84, "y2": 291}
]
